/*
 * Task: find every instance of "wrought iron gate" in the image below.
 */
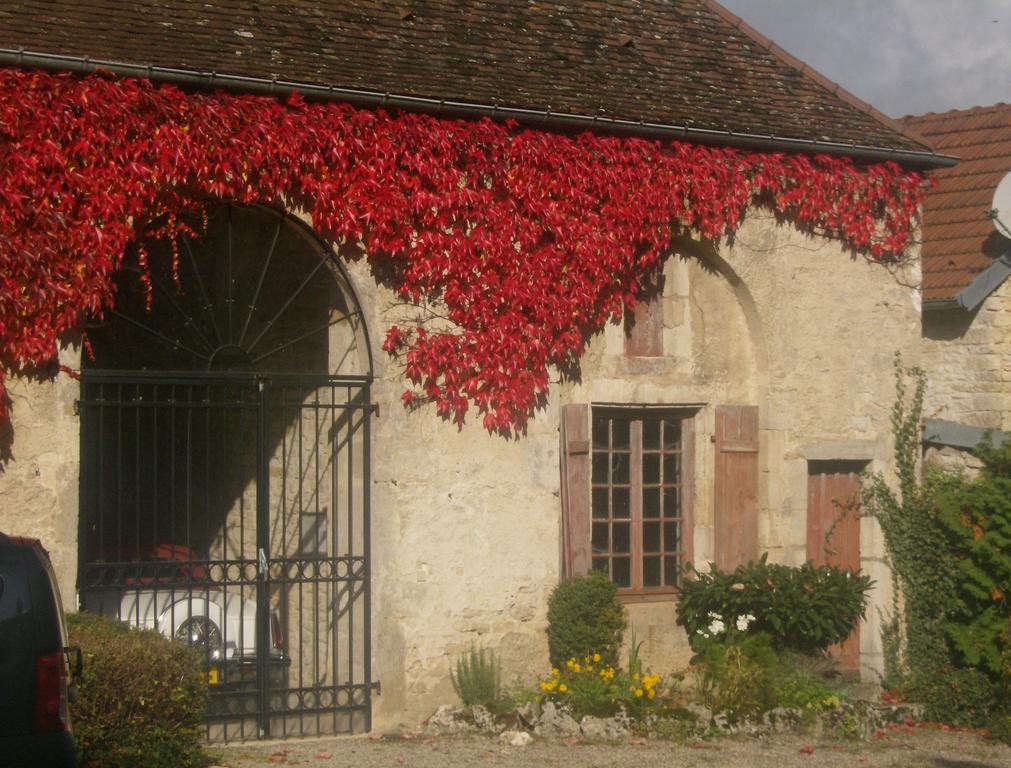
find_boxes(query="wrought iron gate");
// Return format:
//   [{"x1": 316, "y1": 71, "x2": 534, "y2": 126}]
[{"x1": 78, "y1": 370, "x2": 374, "y2": 741}]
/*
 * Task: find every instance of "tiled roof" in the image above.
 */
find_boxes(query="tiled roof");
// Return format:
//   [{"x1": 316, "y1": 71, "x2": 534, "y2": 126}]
[
  {"x1": 0, "y1": 0, "x2": 935, "y2": 159},
  {"x1": 900, "y1": 104, "x2": 1011, "y2": 301}
]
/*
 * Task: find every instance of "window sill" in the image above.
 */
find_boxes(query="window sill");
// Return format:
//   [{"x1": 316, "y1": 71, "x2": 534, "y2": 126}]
[{"x1": 616, "y1": 589, "x2": 680, "y2": 604}]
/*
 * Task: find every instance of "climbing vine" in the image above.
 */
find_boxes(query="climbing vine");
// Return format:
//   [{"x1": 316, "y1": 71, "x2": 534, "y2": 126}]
[{"x1": 0, "y1": 67, "x2": 928, "y2": 436}]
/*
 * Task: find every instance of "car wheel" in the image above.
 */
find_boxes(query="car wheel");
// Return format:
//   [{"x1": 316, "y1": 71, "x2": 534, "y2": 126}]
[{"x1": 174, "y1": 615, "x2": 223, "y2": 658}]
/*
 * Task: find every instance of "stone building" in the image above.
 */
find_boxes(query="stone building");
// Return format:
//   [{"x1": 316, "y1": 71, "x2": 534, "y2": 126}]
[
  {"x1": 901, "y1": 105, "x2": 1011, "y2": 469},
  {"x1": 0, "y1": 0, "x2": 954, "y2": 740}
]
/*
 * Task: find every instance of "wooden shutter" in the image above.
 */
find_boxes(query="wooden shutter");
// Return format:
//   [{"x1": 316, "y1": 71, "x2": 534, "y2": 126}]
[
  {"x1": 713, "y1": 405, "x2": 759, "y2": 570},
  {"x1": 560, "y1": 404, "x2": 591, "y2": 576},
  {"x1": 624, "y1": 293, "x2": 664, "y2": 357}
]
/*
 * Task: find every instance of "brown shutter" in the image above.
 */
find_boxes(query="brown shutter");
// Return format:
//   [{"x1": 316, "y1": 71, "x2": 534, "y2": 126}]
[
  {"x1": 560, "y1": 403, "x2": 591, "y2": 576},
  {"x1": 713, "y1": 405, "x2": 759, "y2": 570},
  {"x1": 624, "y1": 293, "x2": 664, "y2": 357}
]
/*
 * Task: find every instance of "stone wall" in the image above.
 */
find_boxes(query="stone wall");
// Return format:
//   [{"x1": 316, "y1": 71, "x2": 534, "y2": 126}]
[
  {"x1": 922, "y1": 278, "x2": 1011, "y2": 433},
  {"x1": 0, "y1": 207, "x2": 921, "y2": 733}
]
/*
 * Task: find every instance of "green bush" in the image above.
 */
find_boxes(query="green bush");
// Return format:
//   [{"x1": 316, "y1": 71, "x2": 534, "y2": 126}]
[
  {"x1": 676, "y1": 554, "x2": 872, "y2": 655},
  {"x1": 771, "y1": 666, "x2": 840, "y2": 710},
  {"x1": 68, "y1": 612, "x2": 209, "y2": 768},
  {"x1": 691, "y1": 632, "x2": 777, "y2": 718},
  {"x1": 546, "y1": 571, "x2": 627, "y2": 669},
  {"x1": 450, "y1": 646, "x2": 506, "y2": 713},
  {"x1": 906, "y1": 666, "x2": 996, "y2": 728},
  {"x1": 930, "y1": 438, "x2": 1011, "y2": 681}
]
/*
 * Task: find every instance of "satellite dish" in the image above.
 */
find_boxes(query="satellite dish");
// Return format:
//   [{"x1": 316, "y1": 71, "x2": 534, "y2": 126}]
[{"x1": 991, "y1": 171, "x2": 1011, "y2": 238}]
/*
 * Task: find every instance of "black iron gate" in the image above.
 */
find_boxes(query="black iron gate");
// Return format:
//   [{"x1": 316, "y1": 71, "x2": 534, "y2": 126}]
[{"x1": 78, "y1": 370, "x2": 374, "y2": 741}]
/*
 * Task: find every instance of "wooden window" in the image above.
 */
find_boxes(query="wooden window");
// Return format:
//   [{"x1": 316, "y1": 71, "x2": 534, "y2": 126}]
[{"x1": 588, "y1": 407, "x2": 693, "y2": 595}]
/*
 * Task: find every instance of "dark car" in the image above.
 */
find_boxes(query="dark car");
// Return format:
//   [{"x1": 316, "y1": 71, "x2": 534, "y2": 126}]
[{"x1": 0, "y1": 533, "x2": 79, "y2": 768}]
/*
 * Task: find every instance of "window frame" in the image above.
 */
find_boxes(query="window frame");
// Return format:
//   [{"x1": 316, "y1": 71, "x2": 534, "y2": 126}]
[{"x1": 589, "y1": 405, "x2": 695, "y2": 600}]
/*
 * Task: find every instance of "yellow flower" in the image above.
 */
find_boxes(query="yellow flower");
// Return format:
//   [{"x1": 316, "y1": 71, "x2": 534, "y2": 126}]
[
  {"x1": 593, "y1": 653, "x2": 601, "y2": 662},
  {"x1": 586, "y1": 665, "x2": 593, "y2": 673},
  {"x1": 635, "y1": 689, "x2": 644, "y2": 698},
  {"x1": 551, "y1": 668, "x2": 560, "y2": 677},
  {"x1": 573, "y1": 663, "x2": 581, "y2": 673},
  {"x1": 559, "y1": 684, "x2": 568, "y2": 693},
  {"x1": 647, "y1": 690, "x2": 656, "y2": 699}
]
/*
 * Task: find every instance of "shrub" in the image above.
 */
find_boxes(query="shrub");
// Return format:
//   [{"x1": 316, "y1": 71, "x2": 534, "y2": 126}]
[
  {"x1": 536, "y1": 649, "x2": 671, "y2": 719},
  {"x1": 691, "y1": 632, "x2": 777, "y2": 718},
  {"x1": 906, "y1": 666, "x2": 996, "y2": 728},
  {"x1": 546, "y1": 571, "x2": 626, "y2": 668},
  {"x1": 676, "y1": 554, "x2": 872, "y2": 655},
  {"x1": 68, "y1": 612, "x2": 208, "y2": 768},
  {"x1": 930, "y1": 438, "x2": 1011, "y2": 681},
  {"x1": 450, "y1": 646, "x2": 506, "y2": 713},
  {"x1": 771, "y1": 667, "x2": 840, "y2": 711}
]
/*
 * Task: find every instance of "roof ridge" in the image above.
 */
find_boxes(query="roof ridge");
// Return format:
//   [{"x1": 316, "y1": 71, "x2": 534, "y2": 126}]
[
  {"x1": 900, "y1": 102, "x2": 1011, "y2": 123},
  {"x1": 701, "y1": 0, "x2": 937, "y2": 155}
]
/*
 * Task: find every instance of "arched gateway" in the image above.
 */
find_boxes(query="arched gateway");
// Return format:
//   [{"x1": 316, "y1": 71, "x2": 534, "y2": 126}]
[{"x1": 77, "y1": 204, "x2": 376, "y2": 741}]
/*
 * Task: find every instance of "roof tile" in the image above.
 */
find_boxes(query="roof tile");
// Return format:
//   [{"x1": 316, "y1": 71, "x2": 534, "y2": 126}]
[
  {"x1": 0, "y1": 0, "x2": 929, "y2": 154},
  {"x1": 900, "y1": 104, "x2": 1011, "y2": 301}
]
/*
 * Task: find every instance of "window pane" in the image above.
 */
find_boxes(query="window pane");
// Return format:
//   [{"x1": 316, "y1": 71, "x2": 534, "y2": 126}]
[
  {"x1": 611, "y1": 453, "x2": 630, "y2": 484},
  {"x1": 664, "y1": 555, "x2": 680, "y2": 587},
  {"x1": 592, "y1": 557, "x2": 609, "y2": 575},
  {"x1": 663, "y1": 419, "x2": 682, "y2": 449},
  {"x1": 592, "y1": 414, "x2": 609, "y2": 449},
  {"x1": 663, "y1": 487, "x2": 680, "y2": 517},
  {"x1": 612, "y1": 557, "x2": 631, "y2": 588},
  {"x1": 643, "y1": 556, "x2": 661, "y2": 587},
  {"x1": 612, "y1": 418, "x2": 630, "y2": 449},
  {"x1": 643, "y1": 453, "x2": 660, "y2": 484},
  {"x1": 643, "y1": 487, "x2": 660, "y2": 518},
  {"x1": 612, "y1": 522, "x2": 630, "y2": 553},
  {"x1": 592, "y1": 453, "x2": 608, "y2": 483},
  {"x1": 663, "y1": 453, "x2": 680, "y2": 482},
  {"x1": 643, "y1": 521, "x2": 661, "y2": 553},
  {"x1": 592, "y1": 523, "x2": 609, "y2": 553},
  {"x1": 663, "y1": 521, "x2": 679, "y2": 552},
  {"x1": 643, "y1": 418, "x2": 661, "y2": 450},
  {"x1": 612, "y1": 487, "x2": 630, "y2": 518},
  {"x1": 592, "y1": 487, "x2": 609, "y2": 518}
]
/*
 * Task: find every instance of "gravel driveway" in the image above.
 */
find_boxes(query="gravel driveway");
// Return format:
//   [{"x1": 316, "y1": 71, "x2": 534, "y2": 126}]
[{"x1": 214, "y1": 729, "x2": 1011, "y2": 768}]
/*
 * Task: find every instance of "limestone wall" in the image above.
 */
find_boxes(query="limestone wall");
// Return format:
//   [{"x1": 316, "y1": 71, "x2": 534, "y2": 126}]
[
  {"x1": 922, "y1": 278, "x2": 1011, "y2": 433},
  {"x1": 0, "y1": 343, "x2": 81, "y2": 604},
  {"x1": 0, "y1": 207, "x2": 921, "y2": 733}
]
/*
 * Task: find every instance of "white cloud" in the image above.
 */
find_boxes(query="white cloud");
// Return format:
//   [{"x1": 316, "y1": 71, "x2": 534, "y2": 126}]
[{"x1": 719, "y1": 0, "x2": 1011, "y2": 116}]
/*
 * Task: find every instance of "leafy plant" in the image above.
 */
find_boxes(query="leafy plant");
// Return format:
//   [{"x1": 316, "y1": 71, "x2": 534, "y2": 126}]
[
  {"x1": 906, "y1": 667, "x2": 996, "y2": 727},
  {"x1": 691, "y1": 632, "x2": 778, "y2": 718},
  {"x1": 67, "y1": 612, "x2": 208, "y2": 768},
  {"x1": 0, "y1": 67, "x2": 929, "y2": 440},
  {"x1": 931, "y1": 438, "x2": 1011, "y2": 679},
  {"x1": 546, "y1": 571, "x2": 626, "y2": 668},
  {"x1": 537, "y1": 650, "x2": 670, "y2": 719},
  {"x1": 862, "y1": 356, "x2": 954, "y2": 678},
  {"x1": 450, "y1": 646, "x2": 506, "y2": 713},
  {"x1": 676, "y1": 554, "x2": 872, "y2": 655}
]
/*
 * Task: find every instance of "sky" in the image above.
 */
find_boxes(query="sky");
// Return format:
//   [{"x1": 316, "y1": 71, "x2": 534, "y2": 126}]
[{"x1": 719, "y1": 0, "x2": 1011, "y2": 118}]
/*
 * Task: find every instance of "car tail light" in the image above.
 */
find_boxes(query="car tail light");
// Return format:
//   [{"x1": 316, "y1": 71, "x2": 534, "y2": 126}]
[
  {"x1": 33, "y1": 651, "x2": 69, "y2": 733},
  {"x1": 270, "y1": 612, "x2": 284, "y2": 651}
]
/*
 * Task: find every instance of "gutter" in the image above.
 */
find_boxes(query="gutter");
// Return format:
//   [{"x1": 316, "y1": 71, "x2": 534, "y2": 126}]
[
  {"x1": 923, "y1": 247, "x2": 1011, "y2": 313},
  {"x1": 0, "y1": 47, "x2": 959, "y2": 171}
]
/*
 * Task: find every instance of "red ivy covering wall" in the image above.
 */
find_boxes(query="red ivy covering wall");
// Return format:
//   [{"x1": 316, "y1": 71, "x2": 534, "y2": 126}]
[{"x1": 0, "y1": 68, "x2": 927, "y2": 436}]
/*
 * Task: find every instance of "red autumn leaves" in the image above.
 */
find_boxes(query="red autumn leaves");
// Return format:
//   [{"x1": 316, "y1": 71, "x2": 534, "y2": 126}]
[{"x1": 0, "y1": 68, "x2": 927, "y2": 435}]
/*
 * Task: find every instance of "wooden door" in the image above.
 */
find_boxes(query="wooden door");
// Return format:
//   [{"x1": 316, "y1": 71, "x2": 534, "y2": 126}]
[{"x1": 806, "y1": 460, "x2": 864, "y2": 670}]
